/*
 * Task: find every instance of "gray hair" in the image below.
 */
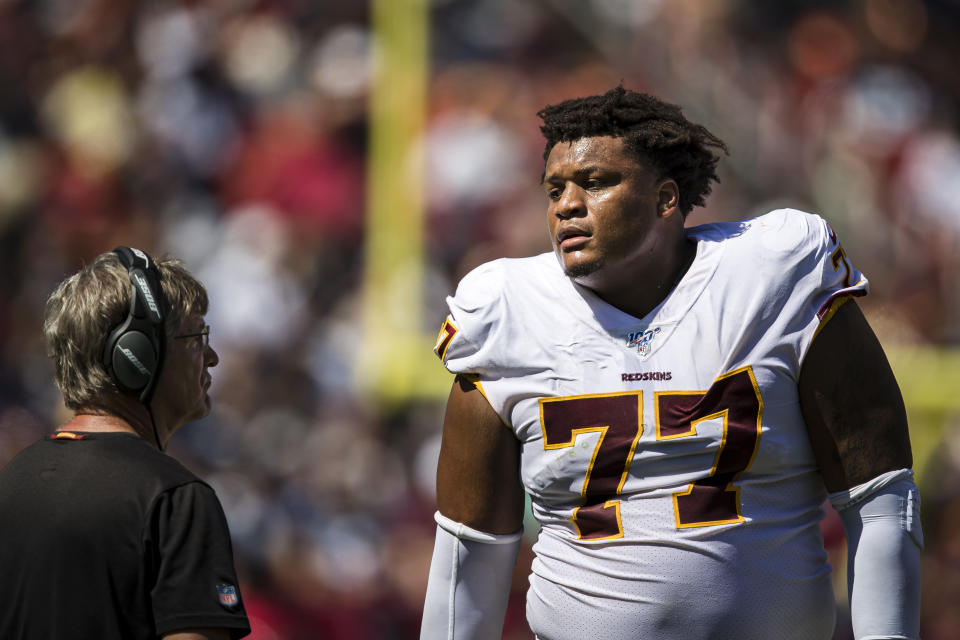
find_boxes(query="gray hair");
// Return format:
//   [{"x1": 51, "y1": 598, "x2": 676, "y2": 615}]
[{"x1": 43, "y1": 252, "x2": 209, "y2": 410}]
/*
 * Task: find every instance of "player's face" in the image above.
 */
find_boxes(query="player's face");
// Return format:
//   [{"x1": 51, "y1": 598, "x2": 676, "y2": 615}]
[
  {"x1": 543, "y1": 136, "x2": 672, "y2": 288},
  {"x1": 156, "y1": 313, "x2": 218, "y2": 430}
]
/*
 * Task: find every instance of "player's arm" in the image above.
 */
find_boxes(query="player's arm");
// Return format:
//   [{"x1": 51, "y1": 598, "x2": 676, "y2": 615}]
[
  {"x1": 800, "y1": 299, "x2": 912, "y2": 489},
  {"x1": 420, "y1": 375, "x2": 525, "y2": 640},
  {"x1": 436, "y1": 375, "x2": 525, "y2": 532},
  {"x1": 799, "y1": 298, "x2": 921, "y2": 640}
]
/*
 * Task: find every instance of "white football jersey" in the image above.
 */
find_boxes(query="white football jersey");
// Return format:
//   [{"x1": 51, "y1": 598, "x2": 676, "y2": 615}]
[{"x1": 434, "y1": 209, "x2": 869, "y2": 640}]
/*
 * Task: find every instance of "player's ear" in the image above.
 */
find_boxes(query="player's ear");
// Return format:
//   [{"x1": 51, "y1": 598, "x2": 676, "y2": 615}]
[{"x1": 656, "y1": 180, "x2": 680, "y2": 219}]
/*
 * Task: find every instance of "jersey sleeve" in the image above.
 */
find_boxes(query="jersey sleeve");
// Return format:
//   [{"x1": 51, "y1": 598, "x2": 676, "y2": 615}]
[
  {"x1": 759, "y1": 209, "x2": 869, "y2": 367},
  {"x1": 433, "y1": 259, "x2": 551, "y2": 426},
  {"x1": 147, "y1": 482, "x2": 251, "y2": 638},
  {"x1": 434, "y1": 260, "x2": 513, "y2": 377}
]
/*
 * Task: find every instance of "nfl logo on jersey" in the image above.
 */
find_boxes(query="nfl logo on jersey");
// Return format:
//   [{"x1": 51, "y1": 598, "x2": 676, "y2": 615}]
[
  {"x1": 217, "y1": 584, "x2": 239, "y2": 608},
  {"x1": 626, "y1": 327, "x2": 661, "y2": 357}
]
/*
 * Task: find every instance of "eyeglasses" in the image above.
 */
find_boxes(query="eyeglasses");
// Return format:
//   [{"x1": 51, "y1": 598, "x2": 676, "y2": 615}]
[{"x1": 174, "y1": 325, "x2": 210, "y2": 349}]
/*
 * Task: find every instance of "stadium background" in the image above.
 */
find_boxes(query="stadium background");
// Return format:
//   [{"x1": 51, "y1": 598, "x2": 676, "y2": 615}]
[{"x1": 0, "y1": 0, "x2": 958, "y2": 637}]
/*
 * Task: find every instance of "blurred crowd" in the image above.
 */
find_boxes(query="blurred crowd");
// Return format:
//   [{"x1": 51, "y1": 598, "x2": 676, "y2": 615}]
[{"x1": 1, "y1": 0, "x2": 959, "y2": 638}]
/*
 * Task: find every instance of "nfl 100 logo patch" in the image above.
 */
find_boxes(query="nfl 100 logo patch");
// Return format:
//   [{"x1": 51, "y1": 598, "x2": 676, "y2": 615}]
[
  {"x1": 625, "y1": 326, "x2": 661, "y2": 359},
  {"x1": 217, "y1": 583, "x2": 239, "y2": 608}
]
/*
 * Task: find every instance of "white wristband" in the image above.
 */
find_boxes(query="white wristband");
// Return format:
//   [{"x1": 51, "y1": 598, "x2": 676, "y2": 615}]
[
  {"x1": 434, "y1": 511, "x2": 524, "y2": 545},
  {"x1": 830, "y1": 470, "x2": 923, "y2": 640},
  {"x1": 420, "y1": 512, "x2": 522, "y2": 640}
]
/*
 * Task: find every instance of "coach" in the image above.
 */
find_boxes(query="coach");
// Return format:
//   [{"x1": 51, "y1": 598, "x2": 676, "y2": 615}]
[{"x1": 0, "y1": 247, "x2": 250, "y2": 640}]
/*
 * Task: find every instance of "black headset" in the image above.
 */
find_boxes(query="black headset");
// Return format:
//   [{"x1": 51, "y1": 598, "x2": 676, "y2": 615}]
[{"x1": 102, "y1": 246, "x2": 167, "y2": 405}]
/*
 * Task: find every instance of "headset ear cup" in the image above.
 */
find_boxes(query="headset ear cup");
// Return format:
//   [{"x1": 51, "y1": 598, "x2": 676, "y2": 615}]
[
  {"x1": 105, "y1": 246, "x2": 166, "y2": 404},
  {"x1": 110, "y1": 331, "x2": 158, "y2": 392}
]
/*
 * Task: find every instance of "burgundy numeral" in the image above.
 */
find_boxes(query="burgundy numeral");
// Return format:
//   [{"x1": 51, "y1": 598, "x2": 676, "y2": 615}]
[
  {"x1": 655, "y1": 367, "x2": 763, "y2": 527},
  {"x1": 539, "y1": 367, "x2": 763, "y2": 538},
  {"x1": 539, "y1": 392, "x2": 642, "y2": 540}
]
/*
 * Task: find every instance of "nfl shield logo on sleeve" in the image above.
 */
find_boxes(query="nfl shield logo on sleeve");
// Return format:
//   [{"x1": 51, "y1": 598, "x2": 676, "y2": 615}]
[{"x1": 217, "y1": 584, "x2": 239, "y2": 608}]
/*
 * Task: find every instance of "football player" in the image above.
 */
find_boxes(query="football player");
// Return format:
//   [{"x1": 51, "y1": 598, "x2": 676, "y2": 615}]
[{"x1": 421, "y1": 87, "x2": 921, "y2": 640}]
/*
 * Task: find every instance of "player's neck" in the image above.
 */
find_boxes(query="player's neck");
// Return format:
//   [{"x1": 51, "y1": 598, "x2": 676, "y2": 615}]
[{"x1": 594, "y1": 237, "x2": 697, "y2": 319}]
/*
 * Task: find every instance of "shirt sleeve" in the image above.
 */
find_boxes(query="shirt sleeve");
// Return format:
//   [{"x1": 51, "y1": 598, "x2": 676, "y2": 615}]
[
  {"x1": 754, "y1": 209, "x2": 870, "y2": 369},
  {"x1": 434, "y1": 258, "x2": 555, "y2": 426},
  {"x1": 147, "y1": 481, "x2": 251, "y2": 638},
  {"x1": 434, "y1": 259, "x2": 511, "y2": 376}
]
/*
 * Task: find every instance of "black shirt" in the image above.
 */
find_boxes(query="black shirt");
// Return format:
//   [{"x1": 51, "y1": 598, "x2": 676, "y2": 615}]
[{"x1": 0, "y1": 431, "x2": 250, "y2": 639}]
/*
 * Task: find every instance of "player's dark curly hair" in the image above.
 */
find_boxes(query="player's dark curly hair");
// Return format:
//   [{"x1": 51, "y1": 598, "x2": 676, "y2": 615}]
[{"x1": 538, "y1": 86, "x2": 728, "y2": 217}]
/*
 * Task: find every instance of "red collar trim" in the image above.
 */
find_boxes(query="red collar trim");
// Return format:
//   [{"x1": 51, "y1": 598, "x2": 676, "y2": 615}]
[{"x1": 50, "y1": 432, "x2": 88, "y2": 440}]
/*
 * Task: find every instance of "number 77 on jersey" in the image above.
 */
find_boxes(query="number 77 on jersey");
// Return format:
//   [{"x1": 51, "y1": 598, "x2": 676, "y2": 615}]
[{"x1": 538, "y1": 366, "x2": 763, "y2": 540}]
